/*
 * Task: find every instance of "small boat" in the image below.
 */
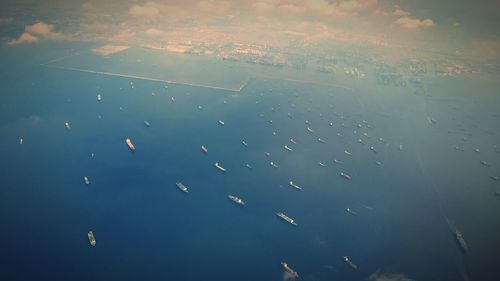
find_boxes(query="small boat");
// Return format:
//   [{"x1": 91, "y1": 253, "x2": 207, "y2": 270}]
[
  {"x1": 218, "y1": 120, "x2": 225, "y2": 126},
  {"x1": 358, "y1": 139, "x2": 365, "y2": 145},
  {"x1": 83, "y1": 176, "x2": 90, "y2": 185},
  {"x1": 343, "y1": 256, "x2": 357, "y2": 270},
  {"x1": 126, "y1": 138, "x2": 135, "y2": 151},
  {"x1": 333, "y1": 159, "x2": 343, "y2": 164},
  {"x1": 495, "y1": 191, "x2": 500, "y2": 197},
  {"x1": 319, "y1": 162, "x2": 326, "y2": 167},
  {"x1": 176, "y1": 182, "x2": 189, "y2": 193},
  {"x1": 281, "y1": 262, "x2": 299, "y2": 278},
  {"x1": 214, "y1": 162, "x2": 227, "y2": 172},
  {"x1": 480, "y1": 161, "x2": 491, "y2": 167},
  {"x1": 270, "y1": 161, "x2": 278, "y2": 168},
  {"x1": 284, "y1": 145, "x2": 293, "y2": 152},
  {"x1": 317, "y1": 138, "x2": 326, "y2": 143},
  {"x1": 143, "y1": 121, "x2": 151, "y2": 127},
  {"x1": 306, "y1": 127, "x2": 314, "y2": 133},
  {"x1": 375, "y1": 161, "x2": 382, "y2": 166},
  {"x1": 228, "y1": 195, "x2": 245, "y2": 206},
  {"x1": 96, "y1": 94, "x2": 102, "y2": 101},
  {"x1": 345, "y1": 208, "x2": 357, "y2": 215},
  {"x1": 399, "y1": 144, "x2": 404, "y2": 151},
  {"x1": 344, "y1": 150, "x2": 352, "y2": 156},
  {"x1": 19, "y1": 137, "x2": 23, "y2": 145},
  {"x1": 201, "y1": 145, "x2": 208, "y2": 153},
  {"x1": 264, "y1": 152, "x2": 271, "y2": 157},
  {"x1": 370, "y1": 146, "x2": 377, "y2": 153},
  {"x1": 171, "y1": 97, "x2": 175, "y2": 102},
  {"x1": 242, "y1": 140, "x2": 249, "y2": 147},
  {"x1": 64, "y1": 122, "x2": 71, "y2": 129},
  {"x1": 340, "y1": 172, "x2": 351, "y2": 180},
  {"x1": 289, "y1": 181, "x2": 302, "y2": 191},
  {"x1": 245, "y1": 164, "x2": 253, "y2": 169},
  {"x1": 276, "y1": 212, "x2": 298, "y2": 226},
  {"x1": 290, "y1": 138, "x2": 297, "y2": 144},
  {"x1": 490, "y1": 176, "x2": 499, "y2": 181},
  {"x1": 88, "y1": 231, "x2": 96, "y2": 246}
]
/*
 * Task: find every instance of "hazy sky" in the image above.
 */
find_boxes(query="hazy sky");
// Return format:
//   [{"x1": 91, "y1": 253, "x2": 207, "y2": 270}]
[{"x1": 1, "y1": 0, "x2": 499, "y2": 60}]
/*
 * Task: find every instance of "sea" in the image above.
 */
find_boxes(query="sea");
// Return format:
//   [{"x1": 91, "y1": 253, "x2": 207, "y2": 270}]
[{"x1": 0, "y1": 42, "x2": 499, "y2": 281}]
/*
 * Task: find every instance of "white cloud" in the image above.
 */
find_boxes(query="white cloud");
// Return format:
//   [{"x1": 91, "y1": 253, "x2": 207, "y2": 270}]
[
  {"x1": 145, "y1": 28, "x2": 164, "y2": 36},
  {"x1": 129, "y1": 2, "x2": 160, "y2": 17},
  {"x1": 327, "y1": 0, "x2": 378, "y2": 15},
  {"x1": 8, "y1": 21, "x2": 61, "y2": 45},
  {"x1": 8, "y1": 32, "x2": 38, "y2": 45},
  {"x1": 394, "y1": 8, "x2": 410, "y2": 17},
  {"x1": 394, "y1": 17, "x2": 435, "y2": 29}
]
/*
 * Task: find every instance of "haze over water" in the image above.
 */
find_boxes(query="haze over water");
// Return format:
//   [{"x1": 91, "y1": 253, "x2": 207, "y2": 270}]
[{"x1": 1, "y1": 1, "x2": 500, "y2": 281}]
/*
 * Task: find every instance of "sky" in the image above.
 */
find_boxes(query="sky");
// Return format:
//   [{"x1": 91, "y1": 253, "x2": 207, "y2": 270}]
[{"x1": 0, "y1": 0, "x2": 499, "y2": 61}]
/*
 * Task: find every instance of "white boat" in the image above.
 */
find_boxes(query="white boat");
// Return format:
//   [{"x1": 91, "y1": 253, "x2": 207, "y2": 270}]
[
  {"x1": 270, "y1": 161, "x2": 278, "y2": 168},
  {"x1": 344, "y1": 150, "x2": 352, "y2": 156},
  {"x1": 88, "y1": 231, "x2": 96, "y2": 246},
  {"x1": 281, "y1": 262, "x2": 299, "y2": 278},
  {"x1": 245, "y1": 164, "x2": 253, "y2": 169},
  {"x1": 228, "y1": 195, "x2": 245, "y2": 206},
  {"x1": 319, "y1": 162, "x2": 326, "y2": 167},
  {"x1": 340, "y1": 172, "x2": 351, "y2": 180},
  {"x1": 214, "y1": 162, "x2": 227, "y2": 172},
  {"x1": 96, "y1": 94, "x2": 102, "y2": 101},
  {"x1": 317, "y1": 138, "x2": 326, "y2": 143},
  {"x1": 64, "y1": 122, "x2": 71, "y2": 129},
  {"x1": 370, "y1": 146, "x2": 377, "y2": 153},
  {"x1": 306, "y1": 127, "x2": 314, "y2": 133},
  {"x1": 83, "y1": 176, "x2": 90, "y2": 185},
  {"x1": 346, "y1": 208, "x2": 357, "y2": 215},
  {"x1": 289, "y1": 181, "x2": 302, "y2": 191},
  {"x1": 126, "y1": 138, "x2": 136, "y2": 151},
  {"x1": 143, "y1": 121, "x2": 151, "y2": 127},
  {"x1": 290, "y1": 138, "x2": 297, "y2": 144},
  {"x1": 284, "y1": 145, "x2": 293, "y2": 152},
  {"x1": 218, "y1": 120, "x2": 225, "y2": 126},
  {"x1": 201, "y1": 145, "x2": 208, "y2": 153},
  {"x1": 176, "y1": 182, "x2": 189, "y2": 193},
  {"x1": 343, "y1": 256, "x2": 358, "y2": 270},
  {"x1": 242, "y1": 140, "x2": 249, "y2": 147},
  {"x1": 19, "y1": 137, "x2": 23, "y2": 145}
]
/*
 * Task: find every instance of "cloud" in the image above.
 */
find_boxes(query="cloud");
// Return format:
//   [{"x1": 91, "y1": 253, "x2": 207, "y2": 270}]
[
  {"x1": 145, "y1": 28, "x2": 164, "y2": 36},
  {"x1": 394, "y1": 8, "x2": 410, "y2": 17},
  {"x1": 129, "y1": 2, "x2": 160, "y2": 17},
  {"x1": 8, "y1": 21, "x2": 60, "y2": 45},
  {"x1": 8, "y1": 32, "x2": 38, "y2": 45},
  {"x1": 394, "y1": 17, "x2": 435, "y2": 29},
  {"x1": 368, "y1": 272, "x2": 415, "y2": 281},
  {"x1": 327, "y1": 0, "x2": 378, "y2": 15}
]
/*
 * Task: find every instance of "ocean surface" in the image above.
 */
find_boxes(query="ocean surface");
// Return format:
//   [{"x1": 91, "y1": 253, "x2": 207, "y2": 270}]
[{"x1": 1, "y1": 42, "x2": 499, "y2": 281}]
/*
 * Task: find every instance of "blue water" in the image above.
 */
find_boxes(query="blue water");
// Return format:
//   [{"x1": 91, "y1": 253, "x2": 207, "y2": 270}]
[{"x1": 1, "y1": 42, "x2": 500, "y2": 281}]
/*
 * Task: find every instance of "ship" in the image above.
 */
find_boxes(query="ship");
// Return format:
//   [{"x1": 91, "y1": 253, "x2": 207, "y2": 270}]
[
  {"x1": 218, "y1": 120, "x2": 225, "y2": 126},
  {"x1": 343, "y1": 256, "x2": 358, "y2": 270},
  {"x1": 289, "y1": 181, "x2": 302, "y2": 191},
  {"x1": 214, "y1": 162, "x2": 227, "y2": 172},
  {"x1": 270, "y1": 161, "x2": 278, "y2": 168},
  {"x1": 228, "y1": 195, "x2": 245, "y2": 206},
  {"x1": 97, "y1": 94, "x2": 102, "y2": 101},
  {"x1": 277, "y1": 212, "x2": 298, "y2": 226},
  {"x1": 399, "y1": 144, "x2": 404, "y2": 151},
  {"x1": 88, "y1": 231, "x2": 96, "y2": 246},
  {"x1": 245, "y1": 164, "x2": 253, "y2": 169},
  {"x1": 201, "y1": 145, "x2": 208, "y2": 153},
  {"x1": 290, "y1": 138, "x2": 297, "y2": 144},
  {"x1": 370, "y1": 146, "x2": 377, "y2": 153},
  {"x1": 358, "y1": 139, "x2": 365, "y2": 145},
  {"x1": 455, "y1": 229, "x2": 469, "y2": 253},
  {"x1": 64, "y1": 122, "x2": 71, "y2": 129},
  {"x1": 333, "y1": 159, "x2": 343, "y2": 164},
  {"x1": 319, "y1": 162, "x2": 326, "y2": 167},
  {"x1": 306, "y1": 127, "x2": 314, "y2": 133},
  {"x1": 340, "y1": 172, "x2": 351, "y2": 180},
  {"x1": 345, "y1": 208, "x2": 357, "y2": 215},
  {"x1": 143, "y1": 121, "x2": 151, "y2": 127},
  {"x1": 317, "y1": 138, "x2": 326, "y2": 143},
  {"x1": 375, "y1": 161, "x2": 382, "y2": 166},
  {"x1": 281, "y1": 262, "x2": 299, "y2": 278},
  {"x1": 264, "y1": 152, "x2": 271, "y2": 157},
  {"x1": 242, "y1": 140, "x2": 249, "y2": 147},
  {"x1": 489, "y1": 176, "x2": 499, "y2": 181},
  {"x1": 19, "y1": 137, "x2": 23, "y2": 145},
  {"x1": 126, "y1": 138, "x2": 135, "y2": 151},
  {"x1": 495, "y1": 191, "x2": 500, "y2": 197},
  {"x1": 284, "y1": 145, "x2": 293, "y2": 152},
  {"x1": 344, "y1": 150, "x2": 352, "y2": 156},
  {"x1": 176, "y1": 182, "x2": 189, "y2": 193},
  {"x1": 83, "y1": 176, "x2": 90, "y2": 185}
]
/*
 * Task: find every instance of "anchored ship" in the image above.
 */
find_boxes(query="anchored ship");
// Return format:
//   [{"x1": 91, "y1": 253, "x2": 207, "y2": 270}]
[
  {"x1": 214, "y1": 162, "x2": 227, "y2": 172},
  {"x1": 277, "y1": 212, "x2": 298, "y2": 226},
  {"x1": 290, "y1": 138, "x2": 297, "y2": 144},
  {"x1": 317, "y1": 138, "x2": 326, "y2": 143},
  {"x1": 270, "y1": 161, "x2": 278, "y2": 168},
  {"x1": 126, "y1": 138, "x2": 135, "y2": 151},
  {"x1": 455, "y1": 229, "x2": 469, "y2": 253},
  {"x1": 201, "y1": 145, "x2": 208, "y2": 153},
  {"x1": 289, "y1": 181, "x2": 302, "y2": 191},
  {"x1": 345, "y1": 208, "x2": 357, "y2": 215},
  {"x1": 176, "y1": 182, "x2": 189, "y2": 193},
  {"x1": 306, "y1": 127, "x2": 314, "y2": 133},
  {"x1": 284, "y1": 145, "x2": 293, "y2": 152},
  {"x1": 218, "y1": 120, "x2": 225, "y2": 126},
  {"x1": 242, "y1": 140, "x2": 249, "y2": 147},
  {"x1": 343, "y1": 256, "x2": 358, "y2": 270},
  {"x1": 64, "y1": 122, "x2": 71, "y2": 129},
  {"x1": 340, "y1": 172, "x2": 352, "y2": 180},
  {"x1": 228, "y1": 195, "x2": 245, "y2": 206},
  {"x1": 143, "y1": 121, "x2": 151, "y2": 127},
  {"x1": 83, "y1": 176, "x2": 90, "y2": 185},
  {"x1": 88, "y1": 231, "x2": 96, "y2": 246},
  {"x1": 281, "y1": 262, "x2": 299, "y2": 278}
]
